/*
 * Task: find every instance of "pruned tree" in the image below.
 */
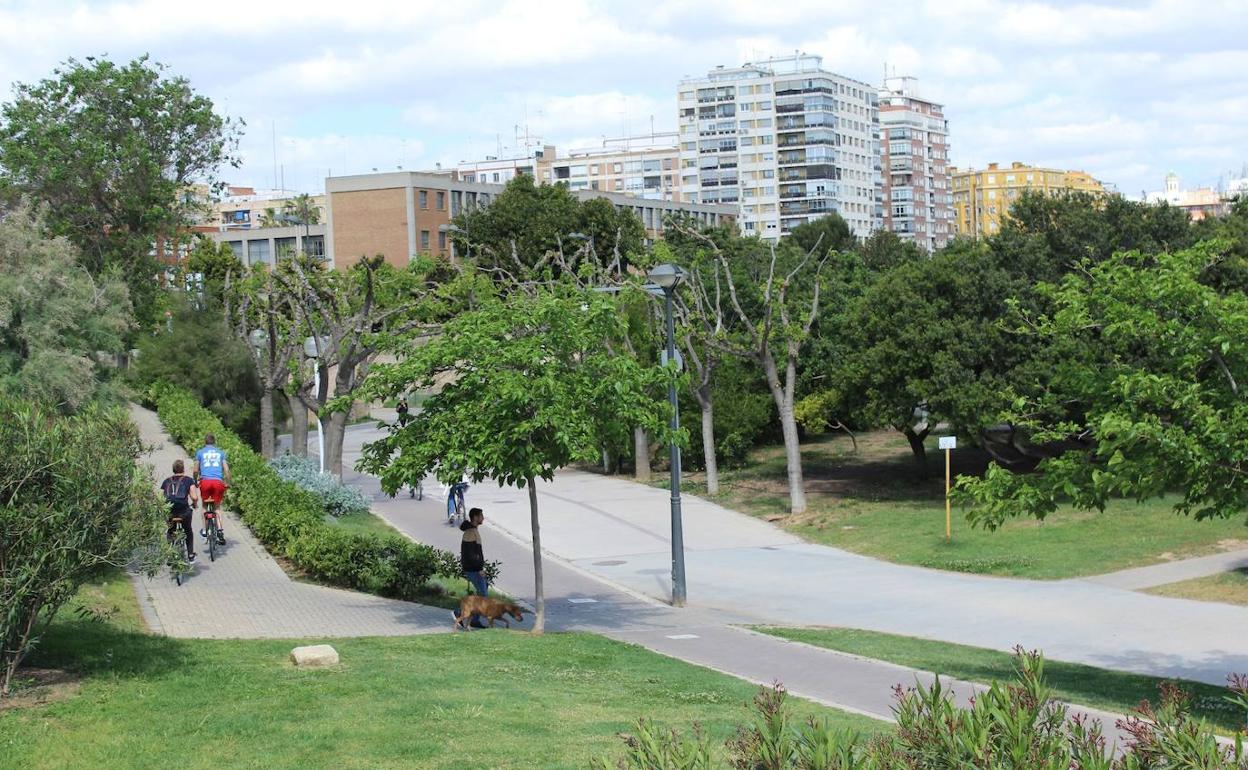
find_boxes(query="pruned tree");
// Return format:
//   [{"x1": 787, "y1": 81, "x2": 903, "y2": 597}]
[
  {"x1": 280, "y1": 254, "x2": 439, "y2": 477},
  {"x1": 675, "y1": 225, "x2": 831, "y2": 514},
  {"x1": 225, "y1": 265, "x2": 303, "y2": 459}
]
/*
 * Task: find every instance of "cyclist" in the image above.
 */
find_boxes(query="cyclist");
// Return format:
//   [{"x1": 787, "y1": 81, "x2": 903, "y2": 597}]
[
  {"x1": 396, "y1": 396, "x2": 411, "y2": 427},
  {"x1": 161, "y1": 459, "x2": 199, "y2": 563},
  {"x1": 447, "y1": 476, "x2": 469, "y2": 525},
  {"x1": 194, "y1": 433, "x2": 230, "y2": 546}
]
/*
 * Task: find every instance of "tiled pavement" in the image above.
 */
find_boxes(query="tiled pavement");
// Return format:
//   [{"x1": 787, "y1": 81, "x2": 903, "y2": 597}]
[{"x1": 128, "y1": 404, "x2": 449, "y2": 639}]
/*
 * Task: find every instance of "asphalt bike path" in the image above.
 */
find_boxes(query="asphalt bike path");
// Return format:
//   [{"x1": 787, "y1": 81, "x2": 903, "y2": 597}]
[
  {"x1": 335, "y1": 421, "x2": 1138, "y2": 737},
  {"x1": 129, "y1": 404, "x2": 448, "y2": 638},
  {"x1": 347, "y1": 415, "x2": 1248, "y2": 688}
]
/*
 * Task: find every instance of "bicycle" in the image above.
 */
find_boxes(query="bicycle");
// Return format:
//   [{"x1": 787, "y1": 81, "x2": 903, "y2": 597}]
[
  {"x1": 409, "y1": 479, "x2": 423, "y2": 500},
  {"x1": 447, "y1": 481, "x2": 468, "y2": 526},
  {"x1": 166, "y1": 517, "x2": 191, "y2": 586},
  {"x1": 202, "y1": 500, "x2": 225, "y2": 561}
]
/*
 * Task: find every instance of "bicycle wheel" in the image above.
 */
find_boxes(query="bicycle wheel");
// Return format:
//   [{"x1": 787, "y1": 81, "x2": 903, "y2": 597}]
[
  {"x1": 208, "y1": 519, "x2": 217, "y2": 562},
  {"x1": 416, "y1": 481, "x2": 423, "y2": 501}
]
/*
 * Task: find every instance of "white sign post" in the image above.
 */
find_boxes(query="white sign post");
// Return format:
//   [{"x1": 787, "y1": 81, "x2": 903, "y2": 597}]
[{"x1": 938, "y1": 436, "x2": 957, "y2": 541}]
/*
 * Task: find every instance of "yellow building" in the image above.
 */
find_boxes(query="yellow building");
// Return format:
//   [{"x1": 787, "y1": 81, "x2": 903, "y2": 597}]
[{"x1": 949, "y1": 162, "x2": 1105, "y2": 237}]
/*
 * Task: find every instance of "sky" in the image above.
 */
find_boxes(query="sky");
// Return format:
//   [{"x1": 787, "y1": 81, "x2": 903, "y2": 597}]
[{"x1": 1, "y1": 0, "x2": 1245, "y2": 199}]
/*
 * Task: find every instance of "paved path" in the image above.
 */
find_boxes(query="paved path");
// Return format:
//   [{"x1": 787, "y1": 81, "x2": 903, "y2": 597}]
[
  {"x1": 1084, "y1": 549, "x2": 1248, "y2": 590},
  {"x1": 128, "y1": 404, "x2": 448, "y2": 639},
  {"x1": 339, "y1": 420, "x2": 1248, "y2": 689},
  {"x1": 330, "y1": 422, "x2": 1135, "y2": 738}
]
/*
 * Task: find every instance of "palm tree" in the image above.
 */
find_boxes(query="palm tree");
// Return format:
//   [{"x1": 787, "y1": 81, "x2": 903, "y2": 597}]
[{"x1": 281, "y1": 194, "x2": 321, "y2": 231}]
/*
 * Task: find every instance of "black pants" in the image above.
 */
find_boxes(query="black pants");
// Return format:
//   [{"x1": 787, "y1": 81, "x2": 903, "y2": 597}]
[{"x1": 167, "y1": 512, "x2": 194, "y2": 557}]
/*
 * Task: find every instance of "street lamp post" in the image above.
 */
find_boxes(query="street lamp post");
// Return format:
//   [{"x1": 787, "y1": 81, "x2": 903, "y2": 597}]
[
  {"x1": 648, "y1": 263, "x2": 687, "y2": 607},
  {"x1": 304, "y1": 336, "x2": 326, "y2": 474}
]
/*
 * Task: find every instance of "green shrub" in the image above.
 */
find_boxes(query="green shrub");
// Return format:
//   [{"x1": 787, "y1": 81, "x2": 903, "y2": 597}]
[
  {"x1": 269, "y1": 454, "x2": 371, "y2": 517},
  {"x1": 151, "y1": 383, "x2": 457, "y2": 600},
  {"x1": 128, "y1": 296, "x2": 271, "y2": 449},
  {"x1": 597, "y1": 650, "x2": 1248, "y2": 769}
]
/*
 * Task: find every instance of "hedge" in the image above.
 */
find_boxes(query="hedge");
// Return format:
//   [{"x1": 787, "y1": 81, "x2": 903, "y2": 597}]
[{"x1": 147, "y1": 382, "x2": 459, "y2": 599}]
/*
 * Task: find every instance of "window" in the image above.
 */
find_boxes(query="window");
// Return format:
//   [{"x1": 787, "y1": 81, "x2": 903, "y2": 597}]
[
  {"x1": 613, "y1": 163, "x2": 623, "y2": 173},
  {"x1": 419, "y1": 190, "x2": 428, "y2": 209},
  {"x1": 227, "y1": 241, "x2": 243, "y2": 258},
  {"x1": 436, "y1": 191, "x2": 445, "y2": 210},
  {"x1": 420, "y1": 230, "x2": 430, "y2": 251},
  {"x1": 492, "y1": 172, "x2": 500, "y2": 183},
  {"x1": 438, "y1": 231, "x2": 447, "y2": 251},
  {"x1": 247, "y1": 240, "x2": 270, "y2": 265},
  {"x1": 303, "y1": 234, "x2": 325, "y2": 259}
]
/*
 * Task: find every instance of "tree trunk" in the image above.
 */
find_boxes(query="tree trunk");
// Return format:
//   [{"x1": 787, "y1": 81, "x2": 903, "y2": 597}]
[
  {"x1": 903, "y1": 425, "x2": 931, "y2": 478},
  {"x1": 259, "y1": 388, "x2": 275, "y2": 459},
  {"x1": 288, "y1": 391, "x2": 308, "y2": 457},
  {"x1": 699, "y1": 392, "x2": 719, "y2": 496},
  {"x1": 763, "y1": 355, "x2": 806, "y2": 514},
  {"x1": 324, "y1": 409, "x2": 349, "y2": 478},
  {"x1": 528, "y1": 477, "x2": 545, "y2": 634},
  {"x1": 633, "y1": 426, "x2": 651, "y2": 482}
]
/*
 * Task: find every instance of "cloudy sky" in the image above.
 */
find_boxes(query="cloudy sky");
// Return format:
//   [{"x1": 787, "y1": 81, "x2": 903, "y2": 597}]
[{"x1": 1, "y1": 0, "x2": 1244, "y2": 198}]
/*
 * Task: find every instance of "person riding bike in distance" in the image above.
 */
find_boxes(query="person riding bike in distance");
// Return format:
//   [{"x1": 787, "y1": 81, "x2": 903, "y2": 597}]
[{"x1": 194, "y1": 433, "x2": 231, "y2": 546}]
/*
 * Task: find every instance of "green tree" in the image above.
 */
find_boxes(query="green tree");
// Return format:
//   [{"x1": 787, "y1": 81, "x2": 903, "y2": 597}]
[
  {"x1": 185, "y1": 237, "x2": 242, "y2": 305},
  {"x1": 281, "y1": 193, "x2": 322, "y2": 231},
  {"x1": 353, "y1": 284, "x2": 668, "y2": 631},
  {"x1": 0, "y1": 204, "x2": 132, "y2": 411},
  {"x1": 0, "y1": 55, "x2": 241, "y2": 325},
  {"x1": 283, "y1": 255, "x2": 442, "y2": 477},
  {"x1": 828, "y1": 240, "x2": 1027, "y2": 472},
  {"x1": 0, "y1": 398, "x2": 165, "y2": 697},
  {"x1": 785, "y1": 212, "x2": 857, "y2": 256},
  {"x1": 127, "y1": 294, "x2": 264, "y2": 448},
  {"x1": 451, "y1": 174, "x2": 644, "y2": 276},
  {"x1": 959, "y1": 241, "x2": 1248, "y2": 527}
]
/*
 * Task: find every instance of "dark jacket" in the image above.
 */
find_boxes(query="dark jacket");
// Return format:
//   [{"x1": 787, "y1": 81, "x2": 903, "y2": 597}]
[{"x1": 459, "y1": 520, "x2": 485, "y2": 572}]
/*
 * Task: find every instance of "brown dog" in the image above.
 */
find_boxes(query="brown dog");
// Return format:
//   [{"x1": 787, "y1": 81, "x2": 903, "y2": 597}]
[{"x1": 454, "y1": 595, "x2": 524, "y2": 630}]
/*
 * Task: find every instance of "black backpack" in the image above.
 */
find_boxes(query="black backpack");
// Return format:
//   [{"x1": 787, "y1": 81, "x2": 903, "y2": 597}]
[{"x1": 164, "y1": 476, "x2": 192, "y2": 509}]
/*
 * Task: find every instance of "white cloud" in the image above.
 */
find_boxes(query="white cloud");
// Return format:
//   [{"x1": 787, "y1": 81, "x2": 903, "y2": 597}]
[{"x1": 0, "y1": 0, "x2": 1242, "y2": 197}]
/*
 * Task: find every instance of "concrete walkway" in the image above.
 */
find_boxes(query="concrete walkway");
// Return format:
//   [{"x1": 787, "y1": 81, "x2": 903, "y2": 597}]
[
  {"x1": 331, "y1": 422, "x2": 1137, "y2": 739},
  {"x1": 339, "y1": 420, "x2": 1248, "y2": 689},
  {"x1": 1084, "y1": 549, "x2": 1248, "y2": 590},
  {"x1": 129, "y1": 404, "x2": 448, "y2": 639}
]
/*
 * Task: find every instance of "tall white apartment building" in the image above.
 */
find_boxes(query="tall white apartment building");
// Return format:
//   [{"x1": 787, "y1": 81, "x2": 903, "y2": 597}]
[
  {"x1": 677, "y1": 54, "x2": 881, "y2": 241},
  {"x1": 879, "y1": 76, "x2": 952, "y2": 251}
]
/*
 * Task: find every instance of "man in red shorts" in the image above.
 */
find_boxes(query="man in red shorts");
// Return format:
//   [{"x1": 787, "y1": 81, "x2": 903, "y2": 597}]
[{"x1": 194, "y1": 433, "x2": 231, "y2": 546}]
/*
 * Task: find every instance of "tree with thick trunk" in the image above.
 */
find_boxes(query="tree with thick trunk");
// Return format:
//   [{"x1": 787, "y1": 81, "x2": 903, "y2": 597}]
[
  {"x1": 287, "y1": 388, "x2": 309, "y2": 457},
  {"x1": 225, "y1": 267, "x2": 301, "y2": 459},
  {"x1": 282, "y1": 255, "x2": 438, "y2": 477},
  {"x1": 633, "y1": 426, "x2": 652, "y2": 482}
]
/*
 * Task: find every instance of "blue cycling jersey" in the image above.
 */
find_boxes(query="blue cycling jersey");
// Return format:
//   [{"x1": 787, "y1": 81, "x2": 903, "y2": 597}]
[{"x1": 196, "y1": 445, "x2": 227, "y2": 480}]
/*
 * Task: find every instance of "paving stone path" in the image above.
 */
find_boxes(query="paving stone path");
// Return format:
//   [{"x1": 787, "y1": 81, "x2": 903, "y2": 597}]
[{"x1": 128, "y1": 404, "x2": 448, "y2": 639}]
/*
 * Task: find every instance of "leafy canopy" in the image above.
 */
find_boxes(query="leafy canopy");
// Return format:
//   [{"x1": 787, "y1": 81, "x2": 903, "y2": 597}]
[
  {"x1": 959, "y1": 241, "x2": 1248, "y2": 527},
  {"x1": 353, "y1": 283, "x2": 670, "y2": 491},
  {"x1": 0, "y1": 204, "x2": 132, "y2": 411},
  {"x1": 0, "y1": 55, "x2": 241, "y2": 325}
]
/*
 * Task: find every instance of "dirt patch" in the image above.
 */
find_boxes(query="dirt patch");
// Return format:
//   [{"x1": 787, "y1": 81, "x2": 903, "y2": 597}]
[
  {"x1": 0, "y1": 668, "x2": 82, "y2": 711},
  {"x1": 1217, "y1": 539, "x2": 1248, "y2": 552},
  {"x1": 1158, "y1": 551, "x2": 1177, "y2": 561}
]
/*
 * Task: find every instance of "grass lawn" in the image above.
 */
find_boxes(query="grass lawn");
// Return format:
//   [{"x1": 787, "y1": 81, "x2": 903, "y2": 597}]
[
  {"x1": 1146, "y1": 568, "x2": 1248, "y2": 606},
  {"x1": 754, "y1": 626, "x2": 1248, "y2": 734},
  {"x1": 676, "y1": 429, "x2": 1248, "y2": 579},
  {"x1": 0, "y1": 578, "x2": 881, "y2": 769}
]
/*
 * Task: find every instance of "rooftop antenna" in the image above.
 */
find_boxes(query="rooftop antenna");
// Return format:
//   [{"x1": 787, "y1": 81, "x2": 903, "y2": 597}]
[{"x1": 271, "y1": 121, "x2": 278, "y2": 191}]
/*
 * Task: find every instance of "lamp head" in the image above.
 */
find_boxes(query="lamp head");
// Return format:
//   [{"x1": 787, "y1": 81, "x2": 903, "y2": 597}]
[{"x1": 648, "y1": 263, "x2": 685, "y2": 290}]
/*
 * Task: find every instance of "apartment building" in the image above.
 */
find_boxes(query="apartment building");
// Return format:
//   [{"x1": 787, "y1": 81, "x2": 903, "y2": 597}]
[
  {"x1": 1145, "y1": 172, "x2": 1231, "y2": 221},
  {"x1": 950, "y1": 162, "x2": 1105, "y2": 237},
  {"x1": 879, "y1": 77, "x2": 952, "y2": 251},
  {"x1": 321, "y1": 171, "x2": 733, "y2": 268},
  {"x1": 210, "y1": 189, "x2": 327, "y2": 231},
  {"x1": 455, "y1": 135, "x2": 683, "y2": 201},
  {"x1": 677, "y1": 53, "x2": 881, "y2": 241}
]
